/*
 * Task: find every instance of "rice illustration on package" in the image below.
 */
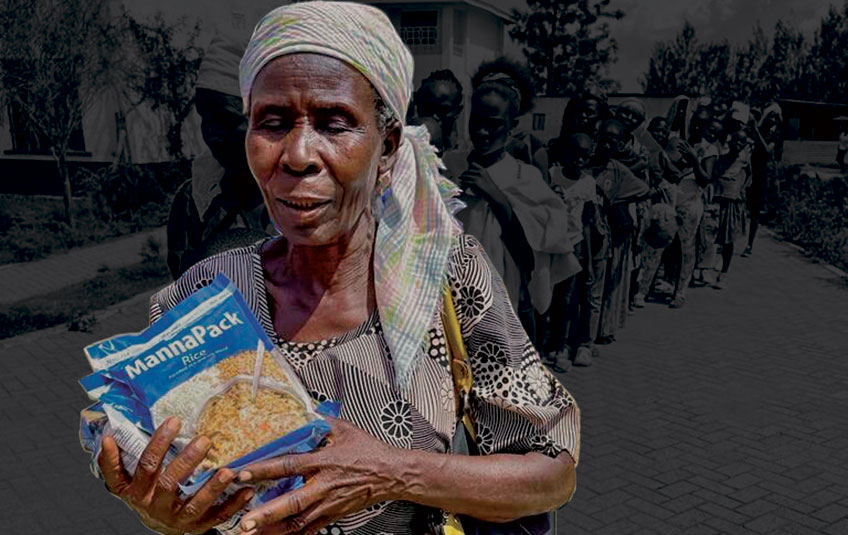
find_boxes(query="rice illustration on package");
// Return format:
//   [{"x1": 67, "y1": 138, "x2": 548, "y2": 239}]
[{"x1": 79, "y1": 274, "x2": 336, "y2": 534}]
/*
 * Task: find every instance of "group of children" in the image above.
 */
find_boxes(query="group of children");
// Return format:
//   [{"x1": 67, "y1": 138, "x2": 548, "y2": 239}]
[{"x1": 408, "y1": 58, "x2": 782, "y2": 371}]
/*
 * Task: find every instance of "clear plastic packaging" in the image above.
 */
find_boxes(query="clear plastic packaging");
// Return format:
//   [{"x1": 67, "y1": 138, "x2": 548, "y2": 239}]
[{"x1": 79, "y1": 273, "x2": 337, "y2": 534}]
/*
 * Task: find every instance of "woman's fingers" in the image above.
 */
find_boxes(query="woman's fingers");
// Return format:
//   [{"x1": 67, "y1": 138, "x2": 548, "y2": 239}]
[
  {"x1": 271, "y1": 499, "x2": 338, "y2": 535},
  {"x1": 98, "y1": 435, "x2": 131, "y2": 495},
  {"x1": 239, "y1": 482, "x2": 326, "y2": 532},
  {"x1": 129, "y1": 417, "x2": 182, "y2": 502},
  {"x1": 238, "y1": 451, "x2": 324, "y2": 483},
  {"x1": 150, "y1": 435, "x2": 212, "y2": 513},
  {"x1": 178, "y1": 467, "x2": 237, "y2": 523},
  {"x1": 201, "y1": 487, "x2": 256, "y2": 529}
]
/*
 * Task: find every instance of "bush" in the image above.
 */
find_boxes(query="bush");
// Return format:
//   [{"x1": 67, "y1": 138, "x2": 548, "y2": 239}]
[
  {"x1": 767, "y1": 164, "x2": 848, "y2": 271},
  {"x1": 75, "y1": 164, "x2": 168, "y2": 225},
  {"x1": 0, "y1": 163, "x2": 176, "y2": 265}
]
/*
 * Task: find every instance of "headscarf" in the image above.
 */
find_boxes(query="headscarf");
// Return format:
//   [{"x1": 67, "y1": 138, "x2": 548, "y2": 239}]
[
  {"x1": 239, "y1": 1, "x2": 463, "y2": 390},
  {"x1": 758, "y1": 102, "x2": 782, "y2": 128},
  {"x1": 617, "y1": 98, "x2": 647, "y2": 122},
  {"x1": 665, "y1": 95, "x2": 691, "y2": 140}
]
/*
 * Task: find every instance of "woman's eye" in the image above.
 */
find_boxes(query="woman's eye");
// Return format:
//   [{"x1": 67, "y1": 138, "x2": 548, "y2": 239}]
[
  {"x1": 258, "y1": 118, "x2": 287, "y2": 131},
  {"x1": 318, "y1": 119, "x2": 351, "y2": 134}
]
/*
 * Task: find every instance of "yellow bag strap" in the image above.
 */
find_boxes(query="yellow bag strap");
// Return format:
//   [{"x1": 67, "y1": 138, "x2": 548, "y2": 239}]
[{"x1": 441, "y1": 283, "x2": 477, "y2": 443}]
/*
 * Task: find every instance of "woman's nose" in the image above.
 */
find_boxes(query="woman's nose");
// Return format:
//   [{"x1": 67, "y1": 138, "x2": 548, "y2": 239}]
[{"x1": 281, "y1": 125, "x2": 321, "y2": 177}]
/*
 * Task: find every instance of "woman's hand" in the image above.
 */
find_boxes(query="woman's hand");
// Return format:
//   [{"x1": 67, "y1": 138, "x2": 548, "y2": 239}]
[
  {"x1": 236, "y1": 418, "x2": 404, "y2": 535},
  {"x1": 98, "y1": 417, "x2": 255, "y2": 535}
]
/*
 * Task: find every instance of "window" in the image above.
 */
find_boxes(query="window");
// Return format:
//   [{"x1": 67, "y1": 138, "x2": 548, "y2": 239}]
[
  {"x1": 532, "y1": 113, "x2": 546, "y2": 132},
  {"x1": 400, "y1": 10, "x2": 439, "y2": 52}
]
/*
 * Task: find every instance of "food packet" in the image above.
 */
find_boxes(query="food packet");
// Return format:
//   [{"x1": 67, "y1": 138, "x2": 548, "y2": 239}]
[{"x1": 79, "y1": 273, "x2": 337, "y2": 534}]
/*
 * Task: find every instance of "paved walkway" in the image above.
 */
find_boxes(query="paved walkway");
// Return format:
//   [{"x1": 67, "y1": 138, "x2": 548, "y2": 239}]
[
  {"x1": 0, "y1": 226, "x2": 166, "y2": 305},
  {"x1": 555, "y1": 231, "x2": 848, "y2": 534},
  {"x1": 0, "y1": 231, "x2": 846, "y2": 534}
]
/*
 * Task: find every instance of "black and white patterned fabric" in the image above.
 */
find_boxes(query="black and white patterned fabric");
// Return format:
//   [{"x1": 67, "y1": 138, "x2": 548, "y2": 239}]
[{"x1": 149, "y1": 234, "x2": 580, "y2": 535}]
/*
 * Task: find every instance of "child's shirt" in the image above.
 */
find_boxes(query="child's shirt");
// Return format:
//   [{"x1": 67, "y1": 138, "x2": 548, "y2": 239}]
[
  {"x1": 713, "y1": 152, "x2": 752, "y2": 201},
  {"x1": 549, "y1": 167, "x2": 597, "y2": 249}
]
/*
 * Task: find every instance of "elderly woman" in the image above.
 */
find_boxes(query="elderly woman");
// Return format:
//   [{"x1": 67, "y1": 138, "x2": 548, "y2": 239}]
[{"x1": 93, "y1": 3, "x2": 579, "y2": 535}]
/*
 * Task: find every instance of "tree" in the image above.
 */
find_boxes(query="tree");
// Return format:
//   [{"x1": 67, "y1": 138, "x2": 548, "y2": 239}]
[
  {"x1": 757, "y1": 20, "x2": 806, "y2": 103},
  {"x1": 641, "y1": 4, "x2": 848, "y2": 108},
  {"x1": 698, "y1": 41, "x2": 733, "y2": 100},
  {"x1": 0, "y1": 0, "x2": 122, "y2": 226},
  {"x1": 509, "y1": 0, "x2": 624, "y2": 96},
  {"x1": 642, "y1": 18, "x2": 808, "y2": 108},
  {"x1": 641, "y1": 22, "x2": 703, "y2": 96},
  {"x1": 124, "y1": 11, "x2": 203, "y2": 165},
  {"x1": 802, "y1": 4, "x2": 848, "y2": 103},
  {"x1": 731, "y1": 23, "x2": 769, "y2": 106}
]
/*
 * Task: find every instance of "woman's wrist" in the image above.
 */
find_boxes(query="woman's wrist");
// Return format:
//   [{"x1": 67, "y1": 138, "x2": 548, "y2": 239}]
[{"x1": 372, "y1": 444, "x2": 423, "y2": 504}]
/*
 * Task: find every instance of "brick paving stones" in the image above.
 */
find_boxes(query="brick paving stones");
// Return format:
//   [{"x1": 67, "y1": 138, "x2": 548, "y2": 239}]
[{"x1": 554, "y1": 231, "x2": 848, "y2": 534}]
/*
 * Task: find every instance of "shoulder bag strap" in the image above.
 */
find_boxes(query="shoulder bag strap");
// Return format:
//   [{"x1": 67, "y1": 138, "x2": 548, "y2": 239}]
[
  {"x1": 441, "y1": 283, "x2": 557, "y2": 535},
  {"x1": 442, "y1": 283, "x2": 477, "y2": 443}
]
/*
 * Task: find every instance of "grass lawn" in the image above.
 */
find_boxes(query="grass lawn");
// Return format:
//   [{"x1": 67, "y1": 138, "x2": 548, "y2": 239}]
[
  {"x1": 0, "y1": 257, "x2": 172, "y2": 339},
  {"x1": 0, "y1": 194, "x2": 170, "y2": 265}
]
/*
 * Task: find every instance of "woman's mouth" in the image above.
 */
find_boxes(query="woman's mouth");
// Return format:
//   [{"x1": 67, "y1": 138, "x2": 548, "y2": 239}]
[{"x1": 278, "y1": 198, "x2": 332, "y2": 212}]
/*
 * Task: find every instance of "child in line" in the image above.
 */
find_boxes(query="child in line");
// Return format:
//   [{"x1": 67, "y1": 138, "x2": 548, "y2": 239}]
[
  {"x1": 544, "y1": 133, "x2": 603, "y2": 368},
  {"x1": 449, "y1": 58, "x2": 580, "y2": 345},
  {"x1": 711, "y1": 128, "x2": 752, "y2": 289}
]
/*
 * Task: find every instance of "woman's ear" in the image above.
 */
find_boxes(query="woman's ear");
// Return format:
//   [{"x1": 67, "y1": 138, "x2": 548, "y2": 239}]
[{"x1": 378, "y1": 120, "x2": 403, "y2": 174}]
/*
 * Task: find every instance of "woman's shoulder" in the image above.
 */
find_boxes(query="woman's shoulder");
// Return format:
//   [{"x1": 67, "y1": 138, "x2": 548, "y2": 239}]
[
  {"x1": 446, "y1": 234, "x2": 498, "y2": 291},
  {"x1": 443, "y1": 234, "x2": 499, "y2": 332},
  {"x1": 447, "y1": 233, "x2": 487, "y2": 272},
  {"x1": 150, "y1": 240, "x2": 266, "y2": 321}
]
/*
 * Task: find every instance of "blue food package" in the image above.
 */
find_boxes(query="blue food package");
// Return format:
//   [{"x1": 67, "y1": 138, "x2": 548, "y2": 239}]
[{"x1": 80, "y1": 273, "x2": 338, "y2": 534}]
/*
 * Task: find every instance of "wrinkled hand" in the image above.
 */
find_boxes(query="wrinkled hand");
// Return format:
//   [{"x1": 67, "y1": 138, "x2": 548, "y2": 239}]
[
  {"x1": 98, "y1": 417, "x2": 254, "y2": 535},
  {"x1": 236, "y1": 417, "x2": 403, "y2": 535}
]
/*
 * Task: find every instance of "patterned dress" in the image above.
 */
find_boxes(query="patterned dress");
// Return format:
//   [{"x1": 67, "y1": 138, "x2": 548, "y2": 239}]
[{"x1": 149, "y1": 234, "x2": 580, "y2": 535}]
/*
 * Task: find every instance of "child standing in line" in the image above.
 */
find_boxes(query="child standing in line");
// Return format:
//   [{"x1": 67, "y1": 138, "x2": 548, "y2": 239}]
[
  {"x1": 453, "y1": 58, "x2": 581, "y2": 346},
  {"x1": 694, "y1": 116, "x2": 724, "y2": 285},
  {"x1": 711, "y1": 128, "x2": 752, "y2": 289},
  {"x1": 545, "y1": 133, "x2": 603, "y2": 368}
]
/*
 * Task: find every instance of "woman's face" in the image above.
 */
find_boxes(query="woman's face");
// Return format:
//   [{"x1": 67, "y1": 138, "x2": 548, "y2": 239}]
[
  {"x1": 417, "y1": 81, "x2": 461, "y2": 131},
  {"x1": 616, "y1": 105, "x2": 644, "y2": 134},
  {"x1": 705, "y1": 119, "x2": 722, "y2": 143},
  {"x1": 648, "y1": 118, "x2": 670, "y2": 148},
  {"x1": 469, "y1": 90, "x2": 512, "y2": 156},
  {"x1": 562, "y1": 134, "x2": 594, "y2": 176},
  {"x1": 727, "y1": 130, "x2": 749, "y2": 154},
  {"x1": 761, "y1": 113, "x2": 780, "y2": 137},
  {"x1": 689, "y1": 110, "x2": 711, "y2": 140},
  {"x1": 246, "y1": 54, "x2": 394, "y2": 246},
  {"x1": 577, "y1": 98, "x2": 600, "y2": 131},
  {"x1": 596, "y1": 122, "x2": 624, "y2": 159}
]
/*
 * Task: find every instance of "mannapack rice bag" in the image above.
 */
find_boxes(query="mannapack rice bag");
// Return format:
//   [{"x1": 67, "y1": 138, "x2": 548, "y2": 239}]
[{"x1": 80, "y1": 273, "x2": 337, "y2": 534}]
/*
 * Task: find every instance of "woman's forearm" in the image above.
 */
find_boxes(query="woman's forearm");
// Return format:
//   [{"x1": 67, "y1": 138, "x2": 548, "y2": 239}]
[{"x1": 389, "y1": 449, "x2": 576, "y2": 523}]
